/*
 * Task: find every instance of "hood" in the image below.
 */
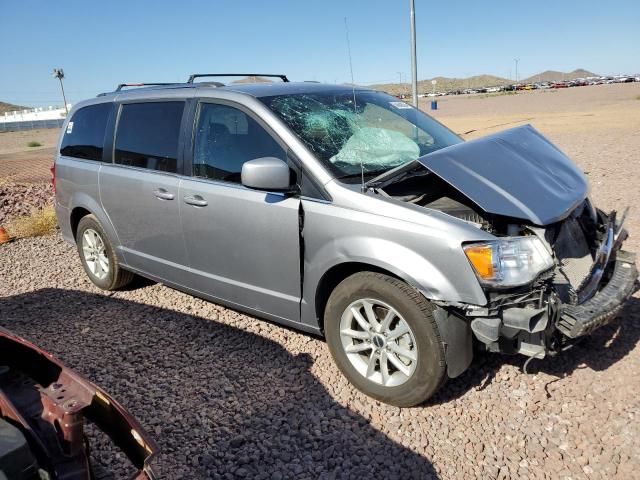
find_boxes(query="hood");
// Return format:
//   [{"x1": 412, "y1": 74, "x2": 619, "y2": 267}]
[
  {"x1": 0, "y1": 327, "x2": 159, "y2": 479},
  {"x1": 416, "y1": 125, "x2": 588, "y2": 226}
]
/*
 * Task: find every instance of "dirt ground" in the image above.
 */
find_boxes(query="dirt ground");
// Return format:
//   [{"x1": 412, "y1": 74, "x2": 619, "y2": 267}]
[
  {"x1": 0, "y1": 128, "x2": 57, "y2": 182},
  {"x1": 1, "y1": 83, "x2": 639, "y2": 479}
]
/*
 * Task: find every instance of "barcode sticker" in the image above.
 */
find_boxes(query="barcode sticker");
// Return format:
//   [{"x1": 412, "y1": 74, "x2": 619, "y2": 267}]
[{"x1": 390, "y1": 101, "x2": 412, "y2": 109}]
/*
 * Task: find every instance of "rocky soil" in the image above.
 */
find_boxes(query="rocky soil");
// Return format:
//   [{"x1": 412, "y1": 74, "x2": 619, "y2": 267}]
[
  {"x1": 0, "y1": 181, "x2": 53, "y2": 224},
  {"x1": 0, "y1": 234, "x2": 638, "y2": 479}
]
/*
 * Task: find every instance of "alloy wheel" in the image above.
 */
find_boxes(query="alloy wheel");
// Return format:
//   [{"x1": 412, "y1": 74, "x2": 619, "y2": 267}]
[
  {"x1": 339, "y1": 298, "x2": 418, "y2": 387},
  {"x1": 81, "y1": 229, "x2": 109, "y2": 280}
]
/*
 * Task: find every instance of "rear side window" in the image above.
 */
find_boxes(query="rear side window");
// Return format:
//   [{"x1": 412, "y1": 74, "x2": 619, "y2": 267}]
[
  {"x1": 114, "y1": 102, "x2": 184, "y2": 173},
  {"x1": 60, "y1": 103, "x2": 112, "y2": 161}
]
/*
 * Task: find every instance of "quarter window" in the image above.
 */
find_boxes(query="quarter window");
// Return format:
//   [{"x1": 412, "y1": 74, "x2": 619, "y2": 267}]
[
  {"x1": 114, "y1": 102, "x2": 184, "y2": 173},
  {"x1": 193, "y1": 103, "x2": 285, "y2": 183},
  {"x1": 60, "y1": 103, "x2": 112, "y2": 161}
]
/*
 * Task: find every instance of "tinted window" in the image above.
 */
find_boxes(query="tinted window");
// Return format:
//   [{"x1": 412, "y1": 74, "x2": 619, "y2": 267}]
[
  {"x1": 193, "y1": 103, "x2": 285, "y2": 183},
  {"x1": 114, "y1": 102, "x2": 184, "y2": 173},
  {"x1": 60, "y1": 103, "x2": 112, "y2": 161}
]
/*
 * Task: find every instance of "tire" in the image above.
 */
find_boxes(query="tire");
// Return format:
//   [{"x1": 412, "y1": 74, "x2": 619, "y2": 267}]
[
  {"x1": 76, "y1": 214, "x2": 134, "y2": 290},
  {"x1": 324, "y1": 272, "x2": 446, "y2": 407}
]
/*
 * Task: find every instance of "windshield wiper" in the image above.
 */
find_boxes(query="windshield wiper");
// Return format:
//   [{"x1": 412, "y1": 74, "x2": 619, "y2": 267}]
[
  {"x1": 365, "y1": 159, "x2": 420, "y2": 188},
  {"x1": 337, "y1": 168, "x2": 391, "y2": 180}
]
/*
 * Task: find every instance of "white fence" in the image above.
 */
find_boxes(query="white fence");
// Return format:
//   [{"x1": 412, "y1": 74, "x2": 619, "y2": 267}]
[{"x1": 0, "y1": 105, "x2": 70, "y2": 132}]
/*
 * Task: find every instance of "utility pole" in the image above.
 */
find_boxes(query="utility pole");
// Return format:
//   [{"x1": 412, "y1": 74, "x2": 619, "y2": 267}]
[
  {"x1": 409, "y1": 0, "x2": 418, "y2": 107},
  {"x1": 52, "y1": 68, "x2": 68, "y2": 115},
  {"x1": 397, "y1": 72, "x2": 404, "y2": 97},
  {"x1": 514, "y1": 58, "x2": 519, "y2": 83}
]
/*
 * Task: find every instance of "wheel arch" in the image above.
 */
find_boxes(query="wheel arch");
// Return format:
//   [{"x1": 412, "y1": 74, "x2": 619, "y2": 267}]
[
  {"x1": 67, "y1": 192, "x2": 123, "y2": 261},
  {"x1": 70, "y1": 206, "x2": 91, "y2": 239},
  {"x1": 314, "y1": 261, "x2": 474, "y2": 380},
  {"x1": 314, "y1": 261, "x2": 409, "y2": 333}
]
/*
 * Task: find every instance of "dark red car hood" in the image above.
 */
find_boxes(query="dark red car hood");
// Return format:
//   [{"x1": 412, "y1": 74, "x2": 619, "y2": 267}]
[{"x1": 0, "y1": 327, "x2": 159, "y2": 480}]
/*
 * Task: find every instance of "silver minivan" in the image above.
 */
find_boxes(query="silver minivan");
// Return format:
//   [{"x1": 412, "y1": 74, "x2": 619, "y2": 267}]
[{"x1": 54, "y1": 74, "x2": 637, "y2": 406}]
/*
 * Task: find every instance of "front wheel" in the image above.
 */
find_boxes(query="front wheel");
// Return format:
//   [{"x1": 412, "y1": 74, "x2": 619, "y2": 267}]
[{"x1": 324, "y1": 272, "x2": 446, "y2": 407}]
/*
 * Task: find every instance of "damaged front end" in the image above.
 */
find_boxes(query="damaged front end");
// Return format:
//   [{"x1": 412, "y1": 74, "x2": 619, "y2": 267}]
[
  {"x1": 370, "y1": 125, "x2": 637, "y2": 365},
  {"x1": 463, "y1": 205, "x2": 637, "y2": 360},
  {"x1": 0, "y1": 328, "x2": 159, "y2": 480}
]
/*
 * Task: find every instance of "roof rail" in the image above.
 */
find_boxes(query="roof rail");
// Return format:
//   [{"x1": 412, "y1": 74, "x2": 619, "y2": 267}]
[
  {"x1": 187, "y1": 73, "x2": 289, "y2": 84},
  {"x1": 115, "y1": 83, "x2": 178, "y2": 92}
]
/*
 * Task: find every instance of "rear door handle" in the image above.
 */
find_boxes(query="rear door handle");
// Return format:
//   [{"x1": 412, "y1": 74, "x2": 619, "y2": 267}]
[
  {"x1": 184, "y1": 195, "x2": 208, "y2": 207},
  {"x1": 153, "y1": 188, "x2": 175, "y2": 200}
]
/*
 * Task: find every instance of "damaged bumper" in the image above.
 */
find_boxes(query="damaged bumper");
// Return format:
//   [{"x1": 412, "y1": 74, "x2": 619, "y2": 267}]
[
  {"x1": 557, "y1": 250, "x2": 637, "y2": 338},
  {"x1": 466, "y1": 209, "x2": 637, "y2": 359}
]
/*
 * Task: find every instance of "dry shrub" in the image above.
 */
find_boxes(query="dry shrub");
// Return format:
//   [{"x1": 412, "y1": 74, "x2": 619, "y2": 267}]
[
  {"x1": 5, "y1": 206, "x2": 57, "y2": 239},
  {"x1": 27, "y1": 141, "x2": 43, "y2": 147}
]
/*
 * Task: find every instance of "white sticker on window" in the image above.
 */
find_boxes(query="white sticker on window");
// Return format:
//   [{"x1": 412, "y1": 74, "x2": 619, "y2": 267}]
[
  {"x1": 390, "y1": 101, "x2": 412, "y2": 109},
  {"x1": 66, "y1": 121, "x2": 74, "y2": 134}
]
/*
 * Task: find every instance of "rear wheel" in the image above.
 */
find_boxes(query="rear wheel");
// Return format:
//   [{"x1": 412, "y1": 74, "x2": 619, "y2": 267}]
[
  {"x1": 324, "y1": 272, "x2": 446, "y2": 407},
  {"x1": 76, "y1": 215, "x2": 134, "y2": 290}
]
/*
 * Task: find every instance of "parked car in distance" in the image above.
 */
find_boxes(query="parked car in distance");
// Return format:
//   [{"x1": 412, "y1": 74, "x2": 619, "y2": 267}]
[{"x1": 54, "y1": 74, "x2": 637, "y2": 406}]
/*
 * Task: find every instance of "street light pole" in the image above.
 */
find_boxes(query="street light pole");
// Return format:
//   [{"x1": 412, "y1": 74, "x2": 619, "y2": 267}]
[
  {"x1": 397, "y1": 71, "x2": 404, "y2": 97},
  {"x1": 514, "y1": 58, "x2": 519, "y2": 83},
  {"x1": 52, "y1": 68, "x2": 68, "y2": 115},
  {"x1": 409, "y1": 0, "x2": 418, "y2": 107}
]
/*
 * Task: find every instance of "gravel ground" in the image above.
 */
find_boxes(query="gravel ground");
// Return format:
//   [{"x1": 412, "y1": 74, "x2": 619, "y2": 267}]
[
  {"x1": 0, "y1": 181, "x2": 53, "y2": 224},
  {"x1": 1, "y1": 234, "x2": 638, "y2": 480}
]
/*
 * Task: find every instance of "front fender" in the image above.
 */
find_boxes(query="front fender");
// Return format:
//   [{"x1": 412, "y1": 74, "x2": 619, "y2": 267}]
[
  {"x1": 302, "y1": 235, "x2": 487, "y2": 327},
  {"x1": 315, "y1": 236, "x2": 458, "y2": 296}
]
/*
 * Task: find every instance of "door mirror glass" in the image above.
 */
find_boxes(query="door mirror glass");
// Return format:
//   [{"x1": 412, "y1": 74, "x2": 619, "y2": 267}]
[{"x1": 241, "y1": 157, "x2": 292, "y2": 191}]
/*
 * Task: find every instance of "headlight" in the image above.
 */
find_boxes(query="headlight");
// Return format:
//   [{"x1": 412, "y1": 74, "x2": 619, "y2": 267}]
[{"x1": 463, "y1": 236, "x2": 554, "y2": 287}]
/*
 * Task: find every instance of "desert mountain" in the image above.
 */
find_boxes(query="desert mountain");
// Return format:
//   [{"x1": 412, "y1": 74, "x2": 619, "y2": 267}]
[
  {"x1": 521, "y1": 69, "x2": 598, "y2": 83},
  {"x1": 0, "y1": 102, "x2": 29, "y2": 115}
]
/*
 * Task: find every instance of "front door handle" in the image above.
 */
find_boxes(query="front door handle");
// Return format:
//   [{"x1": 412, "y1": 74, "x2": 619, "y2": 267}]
[
  {"x1": 153, "y1": 188, "x2": 174, "y2": 200},
  {"x1": 184, "y1": 195, "x2": 208, "y2": 207}
]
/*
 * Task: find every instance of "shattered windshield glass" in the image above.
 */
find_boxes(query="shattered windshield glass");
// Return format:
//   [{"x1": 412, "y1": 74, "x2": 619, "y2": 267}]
[{"x1": 260, "y1": 90, "x2": 461, "y2": 181}]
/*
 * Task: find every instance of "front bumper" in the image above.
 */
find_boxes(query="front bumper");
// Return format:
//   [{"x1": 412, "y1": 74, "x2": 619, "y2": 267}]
[
  {"x1": 557, "y1": 250, "x2": 637, "y2": 338},
  {"x1": 468, "y1": 208, "x2": 637, "y2": 357}
]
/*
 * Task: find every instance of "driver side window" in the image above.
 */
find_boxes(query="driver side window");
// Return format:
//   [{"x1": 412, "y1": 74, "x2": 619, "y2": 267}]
[{"x1": 193, "y1": 103, "x2": 286, "y2": 183}]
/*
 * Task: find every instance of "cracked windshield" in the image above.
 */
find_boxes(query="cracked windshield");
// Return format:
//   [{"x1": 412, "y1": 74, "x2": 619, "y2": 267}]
[{"x1": 261, "y1": 90, "x2": 461, "y2": 181}]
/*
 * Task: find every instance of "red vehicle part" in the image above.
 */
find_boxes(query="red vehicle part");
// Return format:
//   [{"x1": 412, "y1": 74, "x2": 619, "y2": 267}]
[{"x1": 0, "y1": 327, "x2": 159, "y2": 479}]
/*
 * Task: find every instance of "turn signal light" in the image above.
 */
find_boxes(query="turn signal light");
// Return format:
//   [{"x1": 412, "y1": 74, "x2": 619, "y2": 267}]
[{"x1": 463, "y1": 243, "x2": 496, "y2": 280}]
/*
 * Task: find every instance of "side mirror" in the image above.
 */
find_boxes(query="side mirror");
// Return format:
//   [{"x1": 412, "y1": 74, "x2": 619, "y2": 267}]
[{"x1": 241, "y1": 157, "x2": 294, "y2": 192}]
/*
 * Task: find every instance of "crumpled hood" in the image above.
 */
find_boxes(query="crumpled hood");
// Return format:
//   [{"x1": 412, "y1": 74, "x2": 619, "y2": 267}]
[{"x1": 417, "y1": 124, "x2": 588, "y2": 226}]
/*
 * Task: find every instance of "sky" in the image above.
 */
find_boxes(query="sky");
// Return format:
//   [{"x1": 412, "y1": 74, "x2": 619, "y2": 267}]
[{"x1": 1, "y1": 0, "x2": 638, "y2": 107}]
